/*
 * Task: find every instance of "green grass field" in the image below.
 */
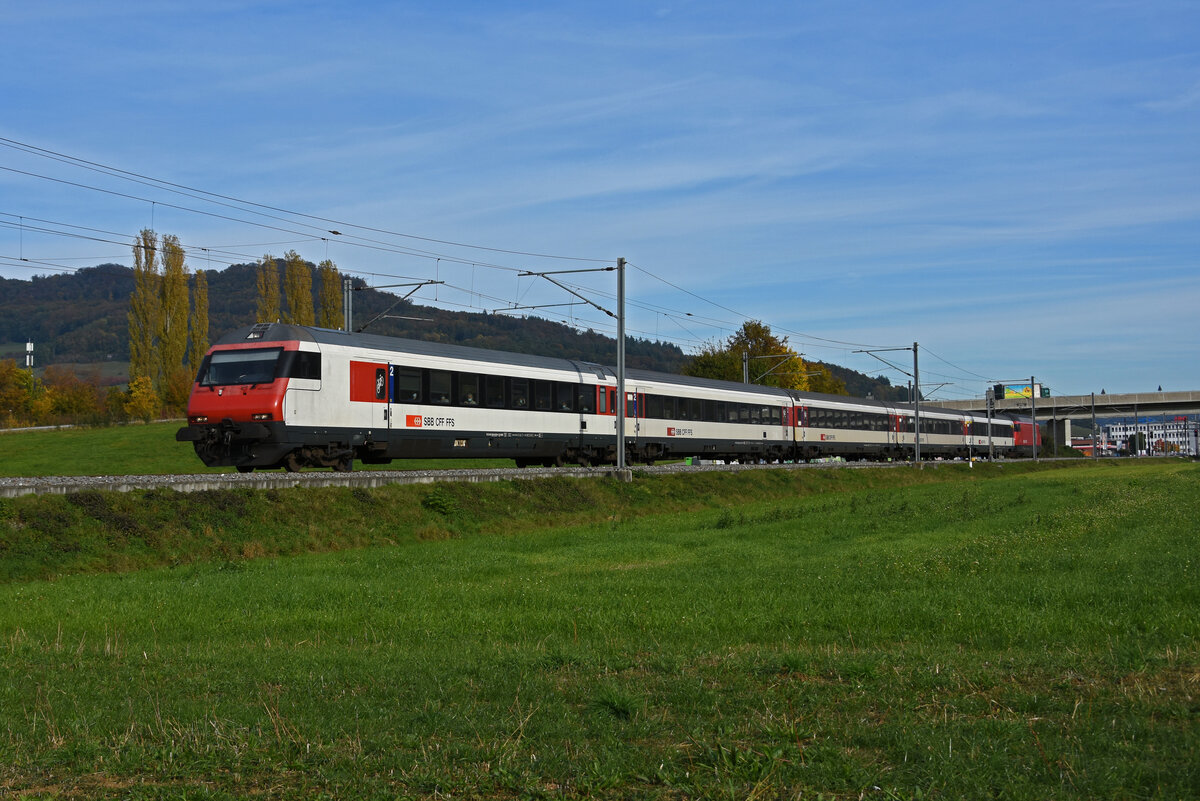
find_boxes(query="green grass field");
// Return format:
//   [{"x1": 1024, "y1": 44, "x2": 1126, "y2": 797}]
[
  {"x1": 1, "y1": 458, "x2": 1197, "y2": 798},
  {"x1": 0, "y1": 421, "x2": 516, "y2": 476}
]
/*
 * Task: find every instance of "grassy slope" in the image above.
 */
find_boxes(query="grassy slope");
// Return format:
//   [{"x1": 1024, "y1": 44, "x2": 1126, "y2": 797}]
[{"x1": 1, "y1": 459, "x2": 1197, "y2": 799}]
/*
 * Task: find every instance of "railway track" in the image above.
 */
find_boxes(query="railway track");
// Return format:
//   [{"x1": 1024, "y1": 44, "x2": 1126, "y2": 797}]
[{"x1": 0, "y1": 459, "x2": 916, "y2": 498}]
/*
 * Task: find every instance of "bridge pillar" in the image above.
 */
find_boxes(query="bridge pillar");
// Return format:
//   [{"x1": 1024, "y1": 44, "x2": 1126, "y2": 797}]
[{"x1": 1047, "y1": 418, "x2": 1072, "y2": 454}]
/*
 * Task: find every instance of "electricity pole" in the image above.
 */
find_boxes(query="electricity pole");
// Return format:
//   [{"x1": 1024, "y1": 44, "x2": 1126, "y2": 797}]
[
  {"x1": 616, "y1": 258, "x2": 626, "y2": 472},
  {"x1": 1030, "y1": 375, "x2": 1038, "y2": 461},
  {"x1": 854, "y1": 342, "x2": 921, "y2": 465},
  {"x1": 519, "y1": 260, "x2": 625, "y2": 473}
]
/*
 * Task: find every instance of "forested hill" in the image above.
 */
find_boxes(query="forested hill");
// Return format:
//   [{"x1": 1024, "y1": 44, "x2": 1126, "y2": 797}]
[
  {"x1": 0, "y1": 263, "x2": 904, "y2": 400},
  {"x1": 0, "y1": 263, "x2": 686, "y2": 372}
]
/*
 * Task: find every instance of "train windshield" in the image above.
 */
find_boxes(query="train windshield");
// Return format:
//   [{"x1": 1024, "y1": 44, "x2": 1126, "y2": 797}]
[{"x1": 198, "y1": 348, "x2": 283, "y2": 386}]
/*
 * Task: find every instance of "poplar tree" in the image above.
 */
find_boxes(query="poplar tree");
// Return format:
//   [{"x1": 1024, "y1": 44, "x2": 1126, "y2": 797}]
[
  {"x1": 127, "y1": 229, "x2": 161, "y2": 384},
  {"x1": 256, "y1": 254, "x2": 281, "y2": 323},
  {"x1": 282, "y1": 250, "x2": 314, "y2": 325},
  {"x1": 189, "y1": 269, "x2": 210, "y2": 369},
  {"x1": 159, "y1": 235, "x2": 190, "y2": 403},
  {"x1": 316, "y1": 259, "x2": 343, "y2": 329}
]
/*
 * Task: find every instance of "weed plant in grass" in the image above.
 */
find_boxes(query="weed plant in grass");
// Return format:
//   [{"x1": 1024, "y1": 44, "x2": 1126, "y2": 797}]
[{"x1": 0, "y1": 460, "x2": 1197, "y2": 798}]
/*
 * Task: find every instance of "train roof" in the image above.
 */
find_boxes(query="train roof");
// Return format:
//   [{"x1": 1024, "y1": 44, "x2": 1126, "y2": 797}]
[
  {"x1": 214, "y1": 323, "x2": 793, "y2": 400},
  {"x1": 215, "y1": 322, "x2": 610, "y2": 375},
  {"x1": 211, "y1": 323, "x2": 984, "y2": 415}
]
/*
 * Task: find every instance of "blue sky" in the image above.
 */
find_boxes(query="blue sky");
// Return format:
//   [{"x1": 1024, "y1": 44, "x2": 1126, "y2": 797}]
[{"x1": 2, "y1": 1, "x2": 1197, "y2": 397}]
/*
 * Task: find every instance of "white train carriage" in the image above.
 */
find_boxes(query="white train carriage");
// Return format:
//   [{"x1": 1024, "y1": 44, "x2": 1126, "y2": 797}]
[{"x1": 178, "y1": 323, "x2": 1021, "y2": 471}]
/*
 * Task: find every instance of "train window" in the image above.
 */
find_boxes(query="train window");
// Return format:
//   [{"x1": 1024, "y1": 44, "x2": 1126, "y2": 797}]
[
  {"x1": 277, "y1": 350, "x2": 321, "y2": 380},
  {"x1": 598, "y1": 388, "x2": 609, "y2": 414},
  {"x1": 533, "y1": 381, "x2": 552, "y2": 411},
  {"x1": 394, "y1": 368, "x2": 421, "y2": 403},
  {"x1": 770, "y1": 407, "x2": 781, "y2": 426},
  {"x1": 716, "y1": 402, "x2": 727, "y2": 423},
  {"x1": 555, "y1": 382, "x2": 575, "y2": 412},
  {"x1": 688, "y1": 398, "x2": 702, "y2": 421},
  {"x1": 459, "y1": 374, "x2": 479, "y2": 406},
  {"x1": 484, "y1": 375, "x2": 505, "y2": 408},
  {"x1": 577, "y1": 386, "x2": 594, "y2": 413},
  {"x1": 676, "y1": 397, "x2": 690, "y2": 420},
  {"x1": 429, "y1": 371, "x2": 452, "y2": 405},
  {"x1": 199, "y1": 347, "x2": 282, "y2": 386},
  {"x1": 646, "y1": 394, "x2": 663, "y2": 419},
  {"x1": 510, "y1": 378, "x2": 529, "y2": 409}
]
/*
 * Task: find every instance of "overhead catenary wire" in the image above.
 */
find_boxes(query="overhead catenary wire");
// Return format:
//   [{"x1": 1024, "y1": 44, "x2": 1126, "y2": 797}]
[
  {"x1": 0, "y1": 136, "x2": 613, "y2": 264},
  {"x1": 2, "y1": 138, "x2": 1003, "y2": 388},
  {"x1": 3, "y1": 142, "x2": 852, "y2": 354}
]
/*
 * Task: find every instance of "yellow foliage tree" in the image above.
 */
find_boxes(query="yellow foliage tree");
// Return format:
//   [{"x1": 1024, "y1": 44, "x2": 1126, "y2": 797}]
[
  {"x1": 127, "y1": 229, "x2": 160, "y2": 385},
  {"x1": 282, "y1": 250, "x2": 314, "y2": 325},
  {"x1": 683, "y1": 320, "x2": 812, "y2": 392},
  {"x1": 316, "y1": 259, "x2": 343, "y2": 329},
  {"x1": 256, "y1": 255, "x2": 281, "y2": 322},
  {"x1": 159, "y1": 234, "x2": 191, "y2": 409},
  {"x1": 189, "y1": 268, "x2": 210, "y2": 369},
  {"x1": 124, "y1": 376, "x2": 160, "y2": 423}
]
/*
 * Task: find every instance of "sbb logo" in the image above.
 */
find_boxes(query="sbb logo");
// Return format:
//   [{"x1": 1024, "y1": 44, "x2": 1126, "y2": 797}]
[{"x1": 406, "y1": 415, "x2": 423, "y2": 427}]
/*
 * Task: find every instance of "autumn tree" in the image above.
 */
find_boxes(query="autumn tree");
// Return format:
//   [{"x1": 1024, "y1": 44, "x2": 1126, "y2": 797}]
[
  {"x1": 807, "y1": 363, "x2": 848, "y2": 395},
  {"x1": 256, "y1": 254, "x2": 281, "y2": 322},
  {"x1": 43, "y1": 365, "x2": 104, "y2": 421},
  {"x1": 159, "y1": 234, "x2": 191, "y2": 408},
  {"x1": 316, "y1": 259, "x2": 343, "y2": 329},
  {"x1": 282, "y1": 250, "x2": 314, "y2": 325},
  {"x1": 124, "y1": 375, "x2": 160, "y2": 423},
  {"x1": 189, "y1": 268, "x2": 210, "y2": 369},
  {"x1": 0, "y1": 359, "x2": 35, "y2": 427},
  {"x1": 683, "y1": 320, "x2": 811, "y2": 391},
  {"x1": 127, "y1": 229, "x2": 160, "y2": 384}
]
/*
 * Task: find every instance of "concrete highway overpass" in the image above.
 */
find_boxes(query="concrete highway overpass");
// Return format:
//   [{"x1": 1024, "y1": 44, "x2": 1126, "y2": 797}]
[{"x1": 926, "y1": 390, "x2": 1200, "y2": 421}]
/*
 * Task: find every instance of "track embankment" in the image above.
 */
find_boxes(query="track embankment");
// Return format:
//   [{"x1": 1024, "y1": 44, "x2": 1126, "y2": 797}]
[{"x1": 0, "y1": 459, "x2": 923, "y2": 497}]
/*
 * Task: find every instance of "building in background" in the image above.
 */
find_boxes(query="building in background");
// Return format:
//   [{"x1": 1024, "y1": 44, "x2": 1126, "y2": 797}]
[{"x1": 1102, "y1": 416, "x2": 1199, "y2": 456}]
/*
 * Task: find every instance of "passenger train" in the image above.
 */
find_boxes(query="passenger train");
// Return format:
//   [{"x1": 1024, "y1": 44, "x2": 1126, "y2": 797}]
[{"x1": 176, "y1": 323, "x2": 1039, "y2": 472}]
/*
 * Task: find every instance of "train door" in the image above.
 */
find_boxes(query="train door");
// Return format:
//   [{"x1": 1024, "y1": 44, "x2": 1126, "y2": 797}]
[
  {"x1": 628, "y1": 389, "x2": 643, "y2": 447},
  {"x1": 350, "y1": 360, "x2": 391, "y2": 430},
  {"x1": 598, "y1": 386, "x2": 617, "y2": 420},
  {"x1": 386, "y1": 365, "x2": 395, "y2": 430}
]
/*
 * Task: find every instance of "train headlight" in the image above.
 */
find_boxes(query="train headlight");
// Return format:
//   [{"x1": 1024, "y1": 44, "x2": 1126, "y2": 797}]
[
  {"x1": 251, "y1": 413, "x2": 273, "y2": 421},
  {"x1": 189, "y1": 415, "x2": 209, "y2": 424}
]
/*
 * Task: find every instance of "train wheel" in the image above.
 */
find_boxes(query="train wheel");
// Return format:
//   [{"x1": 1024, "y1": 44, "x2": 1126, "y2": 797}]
[
  {"x1": 333, "y1": 455, "x2": 353, "y2": 472},
  {"x1": 236, "y1": 465, "x2": 254, "y2": 474},
  {"x1": 284, "y1": 452, "x2": 303, "y2": 472}
]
